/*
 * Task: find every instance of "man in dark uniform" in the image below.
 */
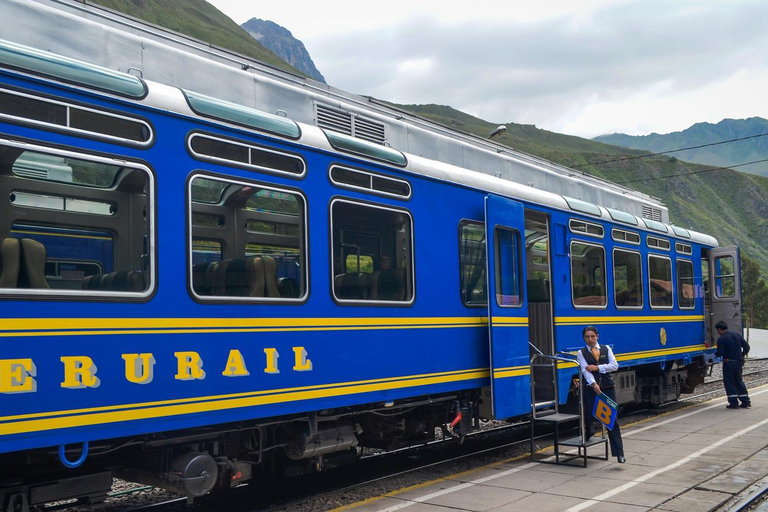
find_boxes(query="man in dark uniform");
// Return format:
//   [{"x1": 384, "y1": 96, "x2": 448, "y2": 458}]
[
  {"x1": 714, "y1": 320, "x2": 751, "y2": 409},
  {"x1": 577, "y1": 325, "x2": 625, "y2": 463}
]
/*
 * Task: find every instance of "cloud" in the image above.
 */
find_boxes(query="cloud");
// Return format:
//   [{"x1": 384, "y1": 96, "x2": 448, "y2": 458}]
[{"x1": 305, "y1": 0, "x2": 768, "y2": 137}]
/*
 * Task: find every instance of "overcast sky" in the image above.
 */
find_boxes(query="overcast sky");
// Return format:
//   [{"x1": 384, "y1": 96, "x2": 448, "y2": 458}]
[{"x1": 208, "y1": 0, "x2": 768, "y2": 139}]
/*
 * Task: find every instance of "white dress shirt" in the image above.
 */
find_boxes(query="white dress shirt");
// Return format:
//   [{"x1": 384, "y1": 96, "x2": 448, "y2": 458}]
[{"x1": 576, "y1": 343, "x2": 619, "y2": 386}]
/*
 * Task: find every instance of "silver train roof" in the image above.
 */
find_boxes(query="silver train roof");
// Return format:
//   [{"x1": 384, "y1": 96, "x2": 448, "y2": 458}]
[{"x1": 0, "y1": 0, "x2": 717, "y2": 246}]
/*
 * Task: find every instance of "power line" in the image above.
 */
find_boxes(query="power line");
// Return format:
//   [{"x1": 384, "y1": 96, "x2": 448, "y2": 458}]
[
  {"x1": 617, "y1": 158, "x2": 768, "y2": 184},
  {"x1": 573, "y1": 131, "x2": 768, "y2": 168}
]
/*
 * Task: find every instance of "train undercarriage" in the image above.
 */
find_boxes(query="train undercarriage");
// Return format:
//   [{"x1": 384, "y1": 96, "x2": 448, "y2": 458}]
[{"x1": 0, "y1": 358, "x2": 707, "y2": 512}]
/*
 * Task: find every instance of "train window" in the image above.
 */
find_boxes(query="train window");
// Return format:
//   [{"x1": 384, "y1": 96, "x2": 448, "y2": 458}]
[
  {"x1": 0, "y1": 39, "x2": 147, "y2": 98},
  {"x1": 648, "y1": 255, "x2": 673, "y2": 308},
  {"x1": 606, "y1": 208, "x2": 638, "y2": 225},
  {"x1": 0, "y1": 142, "x2": 154, "y2": 297},
  {"x1": 331, "y1": 199, "x2": 414, "y2": 304},
  {"x1": 329, "y1": 165, "x2": 411, "y2": 199},
  {"x1": 713, "y1": 255, "x2": 736, "y2": 298},
  {"x1": 183, "y1": 90, "x2": 300, "y2": 139},
  {"x1": 647, "y1": 236, "x2": 671, "y2": 251},
  {"x1": 0, "y1": 89, "x2": 153, "y2": 146},
  {"x1": 611, "y1": 228, "x2": 641, "y2": 245},
  {"x1": 563, "y1": 196, "x2": 602, "y2": 217},
  {"x1": 675, "y1": 242, "x2": 692, "y2": 255},
  {"x1": 459, "y1": 221, "x2": 487, "y2": 307},
  {"x1": 188, "y1": 175, "x2": 307, "y2": 301},
  {"x1": 569, "y1": 219, "x2": 604, "y2": 238},
  {"x1": 643, "y1": 219, "x2": 669, "y2": 233},
  {"x1": 571, "y1": 241, "x2": 607, "y2": 308},
  {"x1": 494, "y1": 227, "x2": 522, "y2": 307},
  {"x1": 188, "y1": 133, "x2": 306, "y2": 178},
  {"x1": 614, "y1": 249, "x2": 643, "y2": 308},
  {"x1": 672, "y1": 226, "x2": 691, "y2": 239},
  {"x1": 676, "y1": 259, "x2": 695, "y2": 309}
]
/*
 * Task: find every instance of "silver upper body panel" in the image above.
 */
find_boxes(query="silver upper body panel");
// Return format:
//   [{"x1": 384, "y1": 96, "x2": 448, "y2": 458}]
[{"x1": 0, "y1": 0, "x2": 716, "y2": 246}]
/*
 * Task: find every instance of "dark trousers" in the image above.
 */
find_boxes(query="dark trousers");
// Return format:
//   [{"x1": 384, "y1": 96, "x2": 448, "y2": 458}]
[
  {"x1": 583, "y1": 385, "x2": 624, "y2": 458},
  {"x1": 723, "y1": 360, "x2": 750, "y2": 406}
]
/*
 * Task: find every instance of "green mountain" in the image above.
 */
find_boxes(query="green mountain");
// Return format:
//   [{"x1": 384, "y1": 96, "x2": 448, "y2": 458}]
[
  {"x1": 393, "y1": 105, "x2": 768, "y2": 277},
  {"x1": 594, "y1": 117, "x2": 768, "y2": 178},
  {"x1": 87, "y1": 0, "x2": 305, "y2": 76},
  {"x1": 81, "y1": 2, "x2": 768, "y2": 278}
]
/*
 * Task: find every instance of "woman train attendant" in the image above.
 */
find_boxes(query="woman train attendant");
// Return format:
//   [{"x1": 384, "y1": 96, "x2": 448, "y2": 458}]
[{"x1": 576, "y1": 325, "x2": 626, "y2": 463}]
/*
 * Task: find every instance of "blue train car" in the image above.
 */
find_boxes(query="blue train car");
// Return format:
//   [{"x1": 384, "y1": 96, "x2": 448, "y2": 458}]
[{"x1": 0, "y1": 8, "x2": 743, "y2": 509}]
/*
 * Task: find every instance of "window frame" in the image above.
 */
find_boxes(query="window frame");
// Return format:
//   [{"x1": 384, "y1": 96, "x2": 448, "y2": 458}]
[
  {"x1": 713, "y1": 255, "x2": 736, "y2": 299},
  {"x1": 187, "y1": 131, "x2": 307, "y2": 180},
  {"x1": 458, "y1": 219, "x2": 487, "y2": 308},
  {"x1": 0, "y1": 87, "x2": 154, "y2": 148},
  {"x1": 676, "y1": 258, "x2": 695, "y2": 310},
  {"x1": 647, "y1": 236, "x2": 671, "y2": 251},
  {"x1": 187, "y1": 172, "x2": 309, "y2": 303},
  {"x1": 328, "y1": 164, "x2": 412, "y2": 200},
  {"x1": 493, "y1": 225, "x2": 523, "y2": 308},
  {"x1": 570, "y1": 239, "x2": 608, "y2": 310},
  {"x1": 329, "y1": 197, "x2": 415, "y2": 306},
  {"x1": 613, "y1": 247, "x2": 644, "y2": 310},
  {"x1": 611, "y1": 228, "x2": 641, "y2": 245},
  {"x1": 568, "y1": 218, "x2": 604, "y2": 238},
  {"x1": 648, "y1": 253, "x2": 674, "y2": 310},
  {"x1": 0, "y1": 138, "x2": 156, "y2": 300}
]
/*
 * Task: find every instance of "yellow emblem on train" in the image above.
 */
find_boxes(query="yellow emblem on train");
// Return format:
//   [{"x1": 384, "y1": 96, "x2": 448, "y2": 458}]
[{"x1": 660, "y1": 327, "x2": 667, "y2": 346}]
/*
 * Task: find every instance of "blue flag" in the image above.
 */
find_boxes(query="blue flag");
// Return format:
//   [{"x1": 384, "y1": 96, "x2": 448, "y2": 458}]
[{"x1": 592, "y1": 392, "x2": 618, "y2": 431}]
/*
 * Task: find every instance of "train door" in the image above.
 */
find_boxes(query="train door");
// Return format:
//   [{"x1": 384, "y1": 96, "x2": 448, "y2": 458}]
[
  {"x1": 708, "y1": 246, "x2": 743, "y2": 343},
  {"x1": 484, "y1": 194, "x2": 529, "y2": 419},
  {"x1": 524, "y1": 210, "x2": 555, "y2": 405}
]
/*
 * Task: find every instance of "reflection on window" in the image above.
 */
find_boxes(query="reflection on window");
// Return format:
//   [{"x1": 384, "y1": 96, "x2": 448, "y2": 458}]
[
  {"x1": 494, "y1": 227, "x2": 521, "y2": 307},
  {"x1": 649, "y1": 255, "x2": 673, "y2": 307},
  {"x1": 459, "y1": 221, "x2": 487, "y2": 306},
  {"x1": 189, "y1": 176, "x2": 305, "y2": 300},
  {"x1": 677, "y1": 260, "x2": 695, "y2": 308},
  {"x1": 331, "y1": 200, "x2": 413, "y2": 303},
  {"x1": 0, "y1": 143, "x2": 152, "y2": 296},
  {"x1": 571, "y1": 242, "x2": 606, "y2": 307},
  {"x1": 714, "y1": 256, "x2": 735, "y2": 298},
  {"x1": 614, "y1": 250, "x2": 643, "y2": 308}
]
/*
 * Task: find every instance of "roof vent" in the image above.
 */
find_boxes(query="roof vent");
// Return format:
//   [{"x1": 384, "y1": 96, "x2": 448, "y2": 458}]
[
  {"x1": 642, "y1": 204, "x2": 663, "y2": 222},
  {"x1": 315, "y1": 103, "x2": 386, "y2": 145}
]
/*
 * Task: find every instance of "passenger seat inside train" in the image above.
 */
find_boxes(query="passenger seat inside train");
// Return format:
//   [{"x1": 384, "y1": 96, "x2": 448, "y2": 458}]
[
  {"x1": 0, "y1": 237, "x2": 51, "y2": 289},
  {"x1": 192, "y1": 255, "x2": 300, "y2": 298}
]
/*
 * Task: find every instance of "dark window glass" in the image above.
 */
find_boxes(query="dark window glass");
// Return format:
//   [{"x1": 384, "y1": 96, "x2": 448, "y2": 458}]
[
  {"x1": 190, "y1": 136, "x2": 248, "y2": 163},
  {"x1": 69, "y1": 108, "x2": 150, "y2": 142},
  {"x1": 649, "y1": 255, "x2": 673, "y2": 307},
  {"x1": 614, "y1": 250, "x2": 643, "y2": 308},
  {"x1": 494, "y1": 227, "x2": 522, "y2": 307},
  {"x1": 250, "y1": 147, "x2": 305, "y2": 174},
  {"x1": 332, "y1": 168, "x2": 370, "y2": 188},
  {"x1": 459, "y1": 221, "x2": 487, "y2": 306},
  {"x1": 0, "y1": 91, "x2": 66, "y2": 124},
  {"x1": 372, "y1": 175, "x2": 410, "y2": 196},
  {"x1": 331, "y1": 201, "x2": 413, "y2": 302},
  {"x1": 677, "y1": 260, "x2": 695, "y2": 308}
]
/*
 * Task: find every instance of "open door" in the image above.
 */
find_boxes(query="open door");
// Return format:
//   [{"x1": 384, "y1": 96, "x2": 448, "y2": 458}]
[
  {"x1": 709, "y1": 246, "x2": 742, "y2": 342},
  {"x1": 485, "y1": 194, "x2": 529, "y2": 419}
]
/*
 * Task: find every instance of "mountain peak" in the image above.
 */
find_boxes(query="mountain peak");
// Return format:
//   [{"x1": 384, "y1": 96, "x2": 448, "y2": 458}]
[{"x1": 241, "y1": 18, "x2": 326, "y2": 84}]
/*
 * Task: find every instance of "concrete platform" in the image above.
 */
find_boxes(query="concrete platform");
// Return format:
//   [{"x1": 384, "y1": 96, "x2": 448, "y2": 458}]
[{"x1": 337, "y1": 384, "x2": 768, "y2": 512}]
